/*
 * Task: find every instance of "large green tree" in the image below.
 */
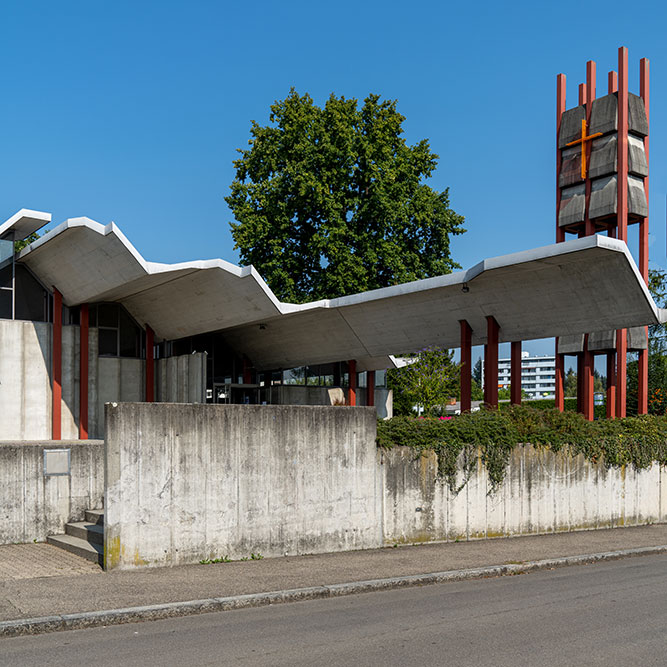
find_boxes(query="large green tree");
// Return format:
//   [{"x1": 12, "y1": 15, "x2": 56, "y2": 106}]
[{"x1": 226, "y1": 89, "x2": 465, "y2": 303}]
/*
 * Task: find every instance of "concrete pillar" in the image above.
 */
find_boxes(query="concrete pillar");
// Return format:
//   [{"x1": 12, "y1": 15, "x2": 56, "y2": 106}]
[
  {"x1": 52, "y1": 288, "x2": 62, "y2": 440},
  {"x1": 348, "y1": 360, "x2": 357, "y2": 407},
  {"x1": 146, "y1": 325, "x2": 155, "y2": 403},
  {"x1": 459, "y1": 320, "x2": 472, "y2": 413},
  {"x1": 510, "y1": 341, "x2": 522, "y2": 405},
  {"x1": 367, "y1": 371, "x2": 375, "y2": 407},
  {"x1": 483, "y1": 316, "x2": 499, "y2": 408},
  {"x1": 79, "y1": 304, "x2": 89, "y2": 439}
]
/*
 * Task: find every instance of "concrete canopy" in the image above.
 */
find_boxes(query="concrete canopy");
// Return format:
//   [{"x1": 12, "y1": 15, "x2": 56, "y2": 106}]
[
  {"x1": 18, "y1": 216, "x2": 663, "y2": 372},
  {"x1": 0, "y1": 209, "x2": 51, "y2": 241}
]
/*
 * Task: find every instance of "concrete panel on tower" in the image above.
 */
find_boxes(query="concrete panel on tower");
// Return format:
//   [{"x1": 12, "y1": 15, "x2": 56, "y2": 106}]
[
  {"x1": 589, "y1": 93, "x2": 648, "y2": 138},
  {"x1": 559, "y1": 145, "x2": 583, "y2": 187},
  {"x1": 558, "y1": 105, "x2": 585, "y2": 149},
  {"x1": 589, "y1": 175, "x2": 648, "y2": 220},
  {"x1": 589, "y1": 134, "x2": 648, "y2": 180},
  {"x1": 628, "y1": 135, "x2": 648, "y2": 177},
  {"x1": 628, "y1": 326, "x2": 648, "y2": 351},
  {"x1": 628, "y1": 175, "x2": 648, "y2": 217},
  {"x1": 558, "y1": 184, "x2": 585, "y2": 227},
  {"x1": 589, "y1": 135, "x2": 616, "y2": 179},
  {"x1": 629, "y1": 93, "x2": 649, "y2": 137},
  {"x1": 557, "y1": 334, "x2": 584, "y2": 355}
]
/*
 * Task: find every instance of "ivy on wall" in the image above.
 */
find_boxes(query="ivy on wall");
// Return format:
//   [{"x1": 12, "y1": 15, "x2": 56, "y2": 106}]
[{"x1": 376, "y1": 407, "x2": 667, "y2": 494}]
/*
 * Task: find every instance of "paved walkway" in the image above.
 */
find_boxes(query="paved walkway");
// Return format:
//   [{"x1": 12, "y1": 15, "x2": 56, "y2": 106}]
[{"x1": 2, "y1": 524, "x2": 667, "y2": 626}]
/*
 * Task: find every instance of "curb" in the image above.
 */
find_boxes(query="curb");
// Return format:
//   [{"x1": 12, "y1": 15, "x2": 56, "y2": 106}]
[{"x1": 2, "y1": 544, "x2": 666, "y2": 638}]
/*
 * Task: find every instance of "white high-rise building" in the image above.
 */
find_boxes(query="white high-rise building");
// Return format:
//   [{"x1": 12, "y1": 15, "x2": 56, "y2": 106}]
[{"x1": 483, "y1": 352, "x2": 556, "y2": 400}]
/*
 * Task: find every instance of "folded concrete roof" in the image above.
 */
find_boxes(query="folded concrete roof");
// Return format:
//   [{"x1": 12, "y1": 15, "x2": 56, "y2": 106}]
[{"x1": 17, "y1": 214, "x2": 663, "y2": 371}]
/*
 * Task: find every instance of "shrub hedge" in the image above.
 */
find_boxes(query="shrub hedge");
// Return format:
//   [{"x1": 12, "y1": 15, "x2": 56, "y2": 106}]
[{"x1": 376, "y1": 406, "x2": 667, "y2": 493}]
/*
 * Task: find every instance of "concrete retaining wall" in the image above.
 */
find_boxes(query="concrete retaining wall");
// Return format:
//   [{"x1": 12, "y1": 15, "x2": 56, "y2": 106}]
[
  {"x1": 0, "y1": 441, "x2": 104, "y2": 544},
  {"x1": 155, "y1": 353, "x2": 206, "y2": 403},
  {"x1": 104, "y1": 403, "x2": 380, "y2": 569},
  {"x1": 381, "y1": 445, "x2": 667, "y2": 544}
]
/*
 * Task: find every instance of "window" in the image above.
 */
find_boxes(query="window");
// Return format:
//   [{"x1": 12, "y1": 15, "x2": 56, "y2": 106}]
[{"x1": 91, "y1": 303, "x2": 142, "y2": 358}]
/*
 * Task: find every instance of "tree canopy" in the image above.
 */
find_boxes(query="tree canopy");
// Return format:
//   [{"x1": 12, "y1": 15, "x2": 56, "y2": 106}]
[{"x1": 226, "y1": 89, "x2": 465, "y2": 303}]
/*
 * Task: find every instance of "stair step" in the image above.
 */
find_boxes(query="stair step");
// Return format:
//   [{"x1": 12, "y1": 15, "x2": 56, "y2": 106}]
[
  {"x1": 65, "y1": 521, "x2": 104, "y2": 545},
  {"x1": 85, "y1": 509, "x2": 105, "y2": 525},
  {"x1": 47, "y1": 534, "x2": 103, "y2": 566}
]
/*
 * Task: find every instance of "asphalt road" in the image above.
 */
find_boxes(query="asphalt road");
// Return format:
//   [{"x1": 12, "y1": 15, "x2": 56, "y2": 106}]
[{"x1": 3, "y1": 553, "x2": 667, "y2": 666}]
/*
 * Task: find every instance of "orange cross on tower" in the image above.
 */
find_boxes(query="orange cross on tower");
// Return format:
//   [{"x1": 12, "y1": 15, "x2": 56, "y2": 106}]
[{"x1": 566, "y1": 118, "x2": 602, "y2": 179}]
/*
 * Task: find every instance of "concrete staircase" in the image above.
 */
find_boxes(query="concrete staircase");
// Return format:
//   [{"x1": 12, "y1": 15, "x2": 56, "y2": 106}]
[{"x1": 47, "y1": 509, "x2": 104, "y2": 566}]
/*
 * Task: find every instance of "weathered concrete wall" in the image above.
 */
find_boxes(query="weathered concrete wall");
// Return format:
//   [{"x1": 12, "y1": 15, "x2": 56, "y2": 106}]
[
  {"x1": 381, "y1": 445, "x2": 667, "y2": 544},
  {"x1": 105, "y1": 403, "x2": 380, "y2": 569},
  {"x1": 155, "y1": 353, "x2": 206, "y2": 403},
  {"x1": 0, "y1": 441, "x2": 104, "y2": 544}
]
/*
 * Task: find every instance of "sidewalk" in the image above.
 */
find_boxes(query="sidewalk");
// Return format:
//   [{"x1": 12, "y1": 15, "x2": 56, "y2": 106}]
[{"x1": 2, "y1": 524, "x2": 667, "y2": 635}]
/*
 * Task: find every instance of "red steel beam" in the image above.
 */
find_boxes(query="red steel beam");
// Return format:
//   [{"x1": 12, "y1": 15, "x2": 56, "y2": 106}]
[
  {"x1": 510, "y1": 341, "x2": 522, "y2": 405},
  {"x1": 638, "y1": 57, "x2": 650, "y2": 415},
  {"x1": 52, "y1": 288, "x2": 62, "y2": 440},
  {"x1": 582, "y1": 335, "x2": 594, "y2": 421},
  {"x1": 616, "y1": 47, "x2": 629, "y2": 418},
  {"x1": 584, "y1": 61, "x2": 596, "y2": 237},
  {"x1": 79, "y1": 304, "x2": 89, "y2": 439},
  {"x1": 555, "y1": 341, "x2": 564, "y2": 412},
  {"x1": 484, "y1": 316, "x2": 499, "y2": 408},
  {"x1": 459, "y1": 320, "x2": 472, "y2": 413},
  {"x1": 606, "y1": 352, "x2": 616, "y2": 419},
  {"x1": 348, "y1": 360, "x2": 357, "y2": 407},
  {"x1": 146, "y1": 325, "x2": 155, "y2": 402},
  {"x1": 367, "y1": 370, "x2": 375, "y2": 407},
  {"x1": 556, "y1": 73, "x2": 566, "y2": 244},
  {"x1": 608, "y1": 70, "x2": 618, "y2": 94}
]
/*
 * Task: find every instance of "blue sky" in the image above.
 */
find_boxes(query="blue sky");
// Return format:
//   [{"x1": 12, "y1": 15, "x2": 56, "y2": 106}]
[{"x1": 1, "y1": 1, "x2": 665, "y2": 362}]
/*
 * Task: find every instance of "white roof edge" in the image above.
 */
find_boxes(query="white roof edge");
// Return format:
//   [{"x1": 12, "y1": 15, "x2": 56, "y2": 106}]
[{"x1": 0, "y1": 208, "x2": 52, "y2": 241}]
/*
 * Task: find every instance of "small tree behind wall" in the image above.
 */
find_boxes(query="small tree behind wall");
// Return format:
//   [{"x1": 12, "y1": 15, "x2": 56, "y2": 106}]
[{"x1": 388, "y1": 348, "x2": 459, "y2": 415}]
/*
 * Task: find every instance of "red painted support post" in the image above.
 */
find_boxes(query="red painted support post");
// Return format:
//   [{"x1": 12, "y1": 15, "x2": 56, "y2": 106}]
[
  {"x1": 584, "y1": 61, "x2": 596, "y2": 237},
  {"x1": 52, "y1": 288, "x2": 62, "y2": 440},
  {"x1": 616, "y1": 47, "x2": 629, "y2": 418},
  {"x1": 146, "y1": 325, "x2": 155, "y2": 402},
  {"x1": 367, "y1": 371, "x2": 375, "y2": 407},
  {"x1": 608, "y1": 70, "x2": 618, "y2": 94},
  {"x1": 582, "y1": 335, "x2": 594, "y2": 421},
  {"x1": 460, "y1": 320, "x2": 472, "y2": 413},
  {"x1": 242, "y1": 357, "x2": 252, "y2": 385},
  {"x1": 606, "y1": 352, "x2": 616, "y2": 419},
  {"x1": 348, "y1": 360, "x2": 357, "y2": 407},
  {"x1": 616, "y1": 329, "x2": 627, "y2": 418},
  {"x1": 79, "y1": 304, "x2": 89, "y2": 439},
  {"x1": 555, "y1": 340, "x2": 564, "y2": 412},
  {"x1": 484, "y1": 316, "x2": 499, "y2": 408},
  {"x1": 576, "y1": 353, "x2": 584, "y2": 414},
  {"x1": 638, "y1": 57, "x2": 650, "y2": 415},
  {"x1": 556, "y1": 73, "x2": 567, "y2": 244},
  {"x1": 510, "y1": 341, "x2": 522, "y2": 405}
]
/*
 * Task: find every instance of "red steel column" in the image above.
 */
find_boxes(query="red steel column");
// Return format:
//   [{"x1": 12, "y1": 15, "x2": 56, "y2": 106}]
[
  {"x1": 616, "y1": 47, "x2": 629, "y2": 418},
  {"x1": 556, "y1": 73, "x2": 567, "y2": 244},
  {"x1": 460, "y1": 320, "x2": 472, "y2": 413},
  {"x1": 52, "y1": 288, "x2": 62, "y2": 440},
  {"x1": 242, "y1": 357, "x2": 252, "y2": 384},
  {"x1": 79, "y1": 304, "x2": 89, "y2": 439},
  {"x1": 367, "y1": 370, "x2": 375, "y2": 407},
  {"x1": 638, "y1": 57, "x2": 650, "y2": 415},
  {"x1": 606, "y1": 352, "x2": 616, "y2": 419},
  {"x1": 348, "y1": 360, "x2": 357, "y2": 407},
  {"x1": 510, "y1": 341, "x2": 522, "y2": 405},
  {"x1": 555, "y1": 340, "x2": 564, "y2": 412},
  {"x1": 576, "y1": 353, "x2": 584, "y2": 413},
  {"x1": 146, "y1": 325, "x2": 155, "y2": 402},
  {"x1": 584, "y1": 60, "x2": 597, "y2": 237},
  {"x1": 582, "y1": 335, "x2": 594, "y2": 421},
  {"x1": 484, "y1": 316, "x2": 499, "y2": 408}
]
